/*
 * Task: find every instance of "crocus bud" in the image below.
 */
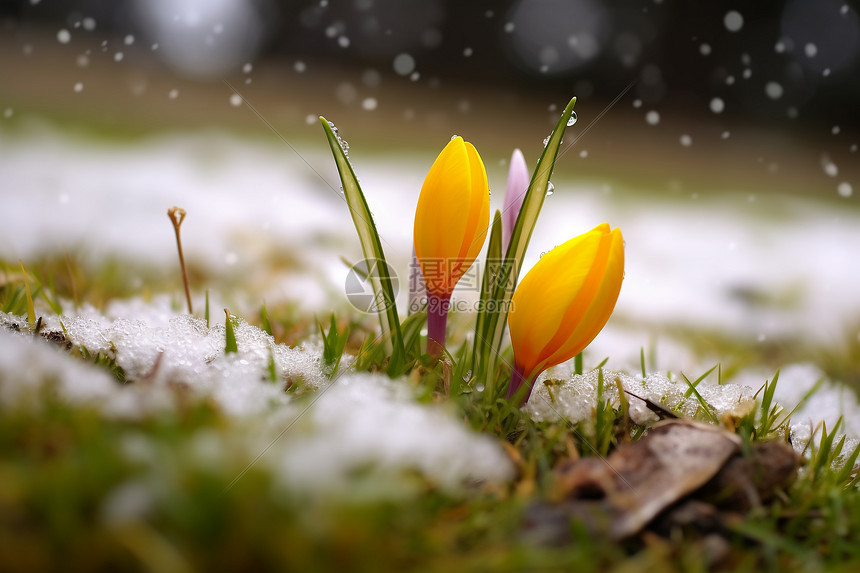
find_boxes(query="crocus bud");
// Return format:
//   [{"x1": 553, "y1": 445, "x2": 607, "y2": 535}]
[
  {"x1": 502, "y1": 148, "x2": 529, "y2": 251},
  {"x1": 413, "y1": 136, "x2": 490, "y2": 355},
  {"x1": 507, "y1": 223, "x2": 624, "y2": 401}
]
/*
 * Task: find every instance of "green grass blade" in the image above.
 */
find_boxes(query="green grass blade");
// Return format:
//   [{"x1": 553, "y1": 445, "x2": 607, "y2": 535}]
[
  {"x1": 18, "y1": 260, "x2": 35, "y2": 327},
  {"x1": 471, "y1": 210, "x2": 502, "y2": 376},
  {"x1": 260, "y1": 303, "x2": 273, "y2": 336},
  {"x1": 680, "y1": 372, "x2": 718, "y2": 423},
  {"x1": 400, "y1": 310, "x2": 428, "y2": 362},
  {"x1": 479, "y1": 97, "x2": 577, "y2": 396},
  {"x1": 224, "y1": 309, "x2": 238, "y2": 354},
  {"x1": 683, "y1": 364, "x2": 718, "y2": 398},
  {"x1": 320, "y1": 117, "x2": 404, "y2": 370}
]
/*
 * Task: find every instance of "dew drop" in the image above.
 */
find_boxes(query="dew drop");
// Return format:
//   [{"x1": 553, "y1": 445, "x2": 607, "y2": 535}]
[
  {"x1": 832, "y1": 125, "x2": 841, "y2": 135},
  {"x1": 294, "y1": 60, "x2": 306, "y2": 73},
  {"x1": 362, "y1": 97, "x2": 377, "y2": 111},
  {"x1": 73, "y1": 82, "x2": 83, "y2": 92},
  {"x1": 804, "y1": 43, "x2": 817, "y2": 58},
  {"x1": 3, "y1": 108, "x2": 12, "y2": 119},
  {"x1": 114, "y1": 51, "x2": 123, "y2": 62},
  {"x1": 450, "y1": 134, "x2": 459, "y2": 141},
  {"x1": 229, "y1": 94, "x2": 242, "y2": 107},
  {"x1": 168, "y1": 89, "x2": 178, "y2": 99},
  {"x1": 124, "y1": 34, "x2": 134, "y2": 45},
  {"x1": 679, "y1": 134, "x2": 692, "y2": 147},
  {"x1": 476, "y1": 383, "x2": 485, "y2": 392},
  {"x1": 242, "y1": 62, "x2": 252, "y2": 73},
  {"x1": 837, "y1": 182, "x2": 853, "y2": 197},
  {"x1": 463, "y1": 369, "x2": 472, "y2": 382},
  {"x1": 567, "y1": 111, "x2": 578, "y2": 126},
  {"x1": 545, "y1": 182, "x2": 555, "y2": 196},
  {"x1": 57, "y1": 29, "x2": 71, "y2": 44},
  {"x1": 542, "y1": 135, "x2": 550, "y2": 147}
]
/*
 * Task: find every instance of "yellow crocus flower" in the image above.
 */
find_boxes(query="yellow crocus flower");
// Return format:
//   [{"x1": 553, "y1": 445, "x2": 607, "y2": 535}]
[
  {"x1": 507, "y1": 223, "x2": 624, "y2": 401},
  {"x1": 413, "y1": 136, "x2": 490, "y2": 355}
]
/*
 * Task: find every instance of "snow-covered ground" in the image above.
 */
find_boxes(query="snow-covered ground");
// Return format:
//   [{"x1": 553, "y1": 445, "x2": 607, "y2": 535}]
[
  {"x1": 2, "y1": 124, "x2": 860, "y2": 492},
  {"x1": 3, "y1": 124, "x2": 859, "y2": 366}
]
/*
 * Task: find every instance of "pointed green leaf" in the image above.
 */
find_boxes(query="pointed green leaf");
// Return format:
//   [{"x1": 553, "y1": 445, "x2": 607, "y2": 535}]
[
  {"x1": 480, "y1": 96, "x2": 577, "y2": 396},
  {"x1": 224, "y1": 309, "x2": 238, "y2": 354},
  {"x1": 260, "y1": 302, "x2": 273, "y2": 336},
  {"x1": 471, "y1": 210, "x2": 502, "y2": 377},
  {"x1": 320, "y1": 117, "x2": 404, "y2": 370}
]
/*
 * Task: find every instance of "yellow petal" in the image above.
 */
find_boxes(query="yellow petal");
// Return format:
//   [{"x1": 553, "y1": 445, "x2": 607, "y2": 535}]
[
  {"x1": 413, "y1": 137, "x2": 490, "y2": 296},
  {"x1": 508, "y1": 224, "x2": 624, "y2": 380},
  {"x1": 534, "y1": 228, "x2": 624, "y2": 375}
]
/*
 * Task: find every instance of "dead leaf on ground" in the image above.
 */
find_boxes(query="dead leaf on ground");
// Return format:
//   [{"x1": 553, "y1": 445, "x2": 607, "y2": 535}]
[{"x1": 526, "y1": 419, "x2": 799, "y2": 544}]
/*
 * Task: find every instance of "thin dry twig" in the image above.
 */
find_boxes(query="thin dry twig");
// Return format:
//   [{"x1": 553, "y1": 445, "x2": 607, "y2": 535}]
[{"x1": 168, "y1": 206, "x2": 193, "y2": 314}]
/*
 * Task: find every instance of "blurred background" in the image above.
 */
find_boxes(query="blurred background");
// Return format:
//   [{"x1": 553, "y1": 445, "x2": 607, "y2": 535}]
[{"x1": 1, "y1": 0, "x2": 859, "y2": 384}]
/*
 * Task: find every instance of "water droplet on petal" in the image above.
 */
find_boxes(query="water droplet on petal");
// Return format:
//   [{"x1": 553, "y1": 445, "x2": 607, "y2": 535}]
[{"x1": 567, "y1": 111, "x2": 578, "y2": 126}]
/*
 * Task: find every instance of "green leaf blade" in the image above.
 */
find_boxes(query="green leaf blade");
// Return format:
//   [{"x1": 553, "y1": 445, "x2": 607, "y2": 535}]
[
  {"x1": 320, "y1": 117, "x2": 404, "y2": 370},
  {"x1": 480, "y1": 96, "x2": 577, "y2": 395}
]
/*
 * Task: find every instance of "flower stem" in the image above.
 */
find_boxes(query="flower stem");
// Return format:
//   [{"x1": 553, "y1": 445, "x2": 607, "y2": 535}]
[
  {"x1": 426, "y1": 292, "x2": 451, "y2": 358},
  {"x1": 506, "y1": 363, "x2": 533, "y2": 404}
]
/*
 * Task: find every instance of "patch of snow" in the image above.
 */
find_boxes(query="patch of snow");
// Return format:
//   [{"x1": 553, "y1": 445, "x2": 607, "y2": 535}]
[
  {"x1": 1, "y1": 306, "x2": 513, "y2": 496},
  {"x1": 524, "y1": 367, "x2": 755, "y2": 426},
  {"x1": 273, "y1": 373, "x2": 513, "y2": 497},
  {"x1": 0, "y1": 319, "x2": 117, "y2": 409}
]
